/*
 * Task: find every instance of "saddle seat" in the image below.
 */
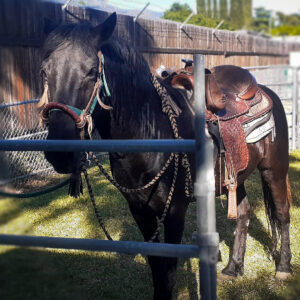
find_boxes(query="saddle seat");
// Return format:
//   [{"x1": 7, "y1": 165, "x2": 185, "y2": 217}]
[
  {"x1": 170, "y1": 64, "x2": 261, "y2": 120},
  {"x1": 211, "y1": 65, "x2": 258, "y2": 102},
  {"x1": 207, "y1": 65, "x2": 262, "y2": 121}
]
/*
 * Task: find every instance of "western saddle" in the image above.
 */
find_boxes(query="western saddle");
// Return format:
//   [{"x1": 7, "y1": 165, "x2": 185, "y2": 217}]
[{"x1": 161, "y1": 60, "x2": 274, "y2": 219}]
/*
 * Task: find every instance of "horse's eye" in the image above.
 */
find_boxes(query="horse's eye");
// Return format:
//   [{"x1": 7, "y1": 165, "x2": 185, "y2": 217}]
[
  {"x1": 40, "y1": 70, "x2": 46, "y2": 78},
  {"x1": 87, "y1": 67, "x2": 98, "y2": 79}
]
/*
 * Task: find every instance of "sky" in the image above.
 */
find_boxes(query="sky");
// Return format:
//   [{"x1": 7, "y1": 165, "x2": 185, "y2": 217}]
[{"x1": 106, "y1": 0, "x2": 300, "y2": 15}]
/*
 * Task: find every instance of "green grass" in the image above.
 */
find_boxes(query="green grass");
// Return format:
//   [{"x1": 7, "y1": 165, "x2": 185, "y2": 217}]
[{"x1": 0, "y1": 151, "x2": 300, "y2": 299}]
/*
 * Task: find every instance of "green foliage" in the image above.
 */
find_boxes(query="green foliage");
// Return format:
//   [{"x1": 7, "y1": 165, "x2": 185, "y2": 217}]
[
  {"x1": 272, "y1": 25, "x2": 300, "y2": 36},
  {"x1": 272, "y1": 12, "x2": 300, "y2": 36},
  {"x1": 162, "y1": 2, "x2": 235, "y2": 30},
  {"x1": 162, "y1": 2, "x2": 192, "y2": 23},
  {"x1": 255, "y1": 6, "x2": 271, "y2": 19},
  {"x1": 249, "y1": 6, "x2": 271, "y2": 33},
  {"x1": 164, "y1": 2, "x2": 300, "y2": 36},
  {"x1": 277, "y1": 12, "x2": 300, "y2": 26}
]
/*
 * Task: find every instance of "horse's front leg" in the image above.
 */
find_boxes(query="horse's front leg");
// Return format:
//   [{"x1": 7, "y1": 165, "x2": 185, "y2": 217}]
[
  {"x1": 152, "y1": 198, "x2": 189, "y2": 300},
  {"x1": 128, "y1": 201, "x2": 171, "y2": 300},
  {"x1": 221, "y1": 184, "x2": 250, "y2": 278},
  {"x1": 129, "y1": 196, "x2": 188, "y2": 300}
]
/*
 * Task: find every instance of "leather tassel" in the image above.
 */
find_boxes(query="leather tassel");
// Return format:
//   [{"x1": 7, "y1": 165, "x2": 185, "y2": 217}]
[{"x1": 227, "y1": 183, "x2": 237, "y2": 219}]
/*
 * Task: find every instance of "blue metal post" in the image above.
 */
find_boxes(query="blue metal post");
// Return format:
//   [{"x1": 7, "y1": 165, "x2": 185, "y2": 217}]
[{"x1": 194, "y1": 54, "x2": 219, "y2": 300}]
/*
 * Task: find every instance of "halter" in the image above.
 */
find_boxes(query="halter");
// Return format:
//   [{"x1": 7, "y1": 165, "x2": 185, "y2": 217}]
[{"x1": 41, "y1": 51, "x2": 113, "y2": 137}]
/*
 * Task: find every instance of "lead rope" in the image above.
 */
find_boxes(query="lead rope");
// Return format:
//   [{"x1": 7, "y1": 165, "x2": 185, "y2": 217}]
[
  {"x1": 89, "y1": 152, "x2": 178, "y2": 242},
  {"x1": 151, "y1": 74, "x2": 194, "y2": 199},
  {"x1": 91, "y1": 152, "x2": 175, "y2": 193},
  {"x1": 149, "y1": 153, "x2": 179, "y2": 242},
  {"x1": 83, "y1": 168, "x2": 113, "y2": 240}
]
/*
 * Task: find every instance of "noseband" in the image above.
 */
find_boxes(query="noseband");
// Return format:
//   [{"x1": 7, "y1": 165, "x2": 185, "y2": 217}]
[{"x1": 41, "y1": 51, "x2": 113, "y2": 136}]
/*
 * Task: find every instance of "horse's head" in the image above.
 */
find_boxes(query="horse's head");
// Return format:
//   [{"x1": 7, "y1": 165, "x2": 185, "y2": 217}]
[{"x1": 40, "y1": 13, "x2": 116, "y2": 174}]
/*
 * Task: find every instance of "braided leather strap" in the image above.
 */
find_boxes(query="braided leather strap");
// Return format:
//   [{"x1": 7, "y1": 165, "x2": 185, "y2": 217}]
[{"x1": 91, "y1": 152, "x2": 175, "y2": 193}]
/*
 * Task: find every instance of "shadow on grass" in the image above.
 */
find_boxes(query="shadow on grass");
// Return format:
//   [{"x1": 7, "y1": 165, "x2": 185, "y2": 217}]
[
  {"x1": 218, "y1": 264, "x2": 300, "y2": 300},
  {"x1": 0, "y1": 185, "x2": 69, "y2": 226},
  {"x1": 0, "y1": 247, "x2": 152, "y2": 300}
]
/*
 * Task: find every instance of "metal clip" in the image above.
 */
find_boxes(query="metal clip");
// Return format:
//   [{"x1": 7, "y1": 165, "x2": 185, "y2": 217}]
[{"x1": 212, "y1": 20, "x2": 224, "y2": 44}]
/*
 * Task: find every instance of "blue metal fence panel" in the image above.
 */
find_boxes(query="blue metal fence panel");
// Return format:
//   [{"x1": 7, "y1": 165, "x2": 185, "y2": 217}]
[
  {"x1": 0, "y1": 234, "x2": 199, "y2": 259},
  {"x1": 0, "y1": 139, "x2": 195, "y2": 153}
]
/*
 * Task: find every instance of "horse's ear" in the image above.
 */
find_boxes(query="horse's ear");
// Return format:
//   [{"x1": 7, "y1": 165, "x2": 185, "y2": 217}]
[
  {"x1": 92, "y1": 12, "x2": 117, "y2": 47},
  {"x1": 44, "y1": 18, "x2": 59, "y2": 35}
]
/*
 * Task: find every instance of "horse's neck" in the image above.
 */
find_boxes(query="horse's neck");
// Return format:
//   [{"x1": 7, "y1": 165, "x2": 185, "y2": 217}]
[{"x1": 103, "y1": 68, "x2": 166, "y2": 140}]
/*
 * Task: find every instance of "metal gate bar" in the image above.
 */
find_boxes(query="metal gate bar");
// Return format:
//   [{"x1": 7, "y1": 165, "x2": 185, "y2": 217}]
[
  {"x1": 0, "y1": 55, "x2": 217, "y2": 299},
  {"x1": 0, "y1": 234, "x2": 199, "y2": 258},
  {"x1": 0, "y1": 139, "x2": 194, "y2": 153}
]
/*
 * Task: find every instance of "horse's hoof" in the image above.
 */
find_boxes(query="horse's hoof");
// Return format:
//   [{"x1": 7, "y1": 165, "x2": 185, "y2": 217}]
[
  {"x1": 275, "y1": 271, "x2": 291, "y2": 280},
  {"x1": 218, "y1": 272, "x2": 236, "y2": 281}
]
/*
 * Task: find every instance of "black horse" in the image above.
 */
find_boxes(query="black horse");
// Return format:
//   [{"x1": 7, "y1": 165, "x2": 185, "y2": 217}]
[{"x1": 40, "y1": 13, "x2": 292, "y2": 299}]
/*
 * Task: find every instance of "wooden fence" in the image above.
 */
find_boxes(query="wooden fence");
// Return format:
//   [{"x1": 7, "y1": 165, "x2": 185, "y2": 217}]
[{"x1": 1, "y1": 0, "x2": 300, "y2": 128}]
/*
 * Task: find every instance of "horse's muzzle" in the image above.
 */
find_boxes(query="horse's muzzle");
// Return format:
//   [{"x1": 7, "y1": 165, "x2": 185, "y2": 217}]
[{"x1": 45, "y1": 151, "x2": 84, "y2": 174}]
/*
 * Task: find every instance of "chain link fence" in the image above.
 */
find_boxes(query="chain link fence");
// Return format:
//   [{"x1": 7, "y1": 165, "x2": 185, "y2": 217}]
[
  {"x1": 0, "y1": 101, "x2": 56, "y2": 192},
  {"x1": 246, "y1": 65, "x2": 300, "y2": 150},
  {"x1": 0, "y1": 100, "x2": 108, "y2": 193}
]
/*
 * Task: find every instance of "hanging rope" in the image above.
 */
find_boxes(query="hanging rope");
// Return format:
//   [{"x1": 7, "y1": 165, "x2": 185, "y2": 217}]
[
  {"x1": 86, "y1": 74, "x2": 194, "y2": 242},
  {"x1": 83, "y1": 168, "x2": 113, "y2": 240}
]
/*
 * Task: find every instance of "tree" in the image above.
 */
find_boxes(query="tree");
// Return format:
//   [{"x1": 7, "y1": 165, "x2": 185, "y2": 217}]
[
  {"x1": 271, "y1": 12, "x2": 300, "y2": 36},
  {"x1": 230, "y1": 0, "x2": 252, "y2": 29},
  {"x1": 163, "y1": 3, "x2": 193, "y2": 23},
  {"x1": 219, "y1": 0, "x2": 228, "y2": 19},
  {"x1": 249, "y1": 6, "x2": 271, "y2": 33},
  {"x1": 163, "y1": 2, "x2": 300, "y2": 36},
  {"x1": 197, "y1": 0, "x2": 206, "y2": 15},
  {"x1": 243, "y1": 0, "x2": 252, "y2": 28},
  {"x1": 163, "y1": 2, "x2": 235, "y2": 30}
]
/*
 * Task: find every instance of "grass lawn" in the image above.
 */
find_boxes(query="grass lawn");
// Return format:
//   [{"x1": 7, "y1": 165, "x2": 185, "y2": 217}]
[{"x1": 0, "y1": 151, "x2": 300, "y2": 299}]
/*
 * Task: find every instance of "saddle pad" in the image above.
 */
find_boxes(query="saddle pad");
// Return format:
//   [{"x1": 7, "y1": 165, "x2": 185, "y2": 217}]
[
  {"x1": 219, "y1": 118, "x2": 249, "y2": 178},
  {"x1": 244, "y1": 112, "x2": 276, "y2": 143},
  {"x1": 239, "y1": 88, "x2": 273, "y2": 124}
]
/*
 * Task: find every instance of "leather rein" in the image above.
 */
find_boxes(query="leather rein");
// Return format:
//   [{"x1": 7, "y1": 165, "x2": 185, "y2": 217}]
[{"x1": 40, "y1": 51, "x2": 113, "y2": 135}]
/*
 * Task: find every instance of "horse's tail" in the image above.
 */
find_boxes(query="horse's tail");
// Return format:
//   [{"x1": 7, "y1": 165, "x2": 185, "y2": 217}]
[
  {"x1": 261, "y1": 175, "x2": 279, "y2": 256},
  {"x1": 261, "y1": 173, "x2": 292, "y2": 257}
]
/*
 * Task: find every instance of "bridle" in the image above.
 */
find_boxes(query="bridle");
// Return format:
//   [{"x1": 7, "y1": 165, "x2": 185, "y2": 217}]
[{"x1": 40, "y1": 51, "x2": 113, "y2": 138}]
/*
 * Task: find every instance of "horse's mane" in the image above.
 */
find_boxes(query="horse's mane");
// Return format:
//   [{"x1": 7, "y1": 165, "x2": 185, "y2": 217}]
[
  {"x1": 43, "y1": 22, "x2": 150, "y2": 74},
  {"x1": 42, "y1": 22, "x2": 97, "y2": 60},
  {"x1": 41, "y1": 21, "x2": 184, "y2": 137}
]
